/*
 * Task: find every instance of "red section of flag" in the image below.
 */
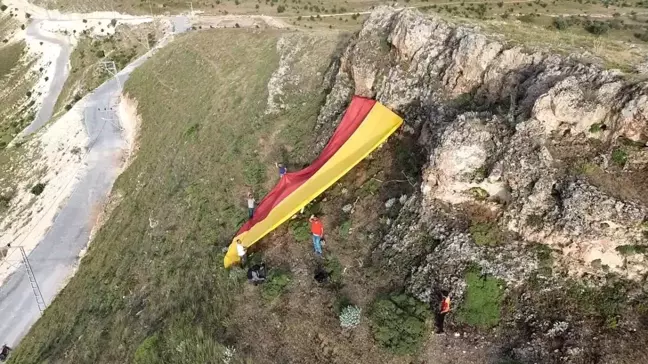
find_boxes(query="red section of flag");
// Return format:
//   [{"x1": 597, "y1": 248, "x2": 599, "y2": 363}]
[{"x1": 236, "y1": 96, "x2": 376, "y2": 236}]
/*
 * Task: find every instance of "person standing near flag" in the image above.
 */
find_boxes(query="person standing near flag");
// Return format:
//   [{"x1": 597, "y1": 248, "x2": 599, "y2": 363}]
[
  {"x1": 247, "y1": 192, "x2": 255, "y2": 219},
  {"x1": 309, "y1": 215, "x2": 324, "y2": 256}
]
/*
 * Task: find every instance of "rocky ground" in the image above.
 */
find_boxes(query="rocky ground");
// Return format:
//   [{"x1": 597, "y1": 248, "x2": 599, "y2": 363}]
[{"x1": 312, "y1": 7, "x2": 648, "y2": 364}]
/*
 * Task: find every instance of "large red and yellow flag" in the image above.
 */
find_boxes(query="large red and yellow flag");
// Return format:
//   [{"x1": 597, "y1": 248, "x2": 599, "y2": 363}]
[{"x1": 224, "y1": 96, "x2": 403, "y2": 267}]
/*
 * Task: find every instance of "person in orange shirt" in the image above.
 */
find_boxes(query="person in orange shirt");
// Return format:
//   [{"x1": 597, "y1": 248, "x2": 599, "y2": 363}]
[
  {"x1": 309, "y1": 215, "x2": 324, "y2": 256},
  {"x1": 436, "y1": 291, "x2": 451, "y2": 334}
]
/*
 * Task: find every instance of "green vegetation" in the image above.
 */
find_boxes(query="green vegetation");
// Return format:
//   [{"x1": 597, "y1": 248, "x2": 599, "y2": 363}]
[
  {"x1": 468, "y1": 186, "x2": 489, "y2": 200},
  {"x1": 457, "y1": 267, "x2": 505, "y2": 329},
  {"x1": 0, "y1": 42, "x2": 23, "y2": 80},
  {"x1": 615, "y1": 244, "x2": 648, "y2": 255},
  {"x1": 261, "y1": 269, "x2": 292, "y2": 300},
  {"x1": 339, "y1": 219, "x2": 352, "y2": 237},
  {"x1": 339, "y1": 304, "x2": 361, "y2": 328},
  {"x1": 534, "y1": 243, "x2": 554, "y2": 275},
  {"x1": 290, "y1": 219, "x2": 310, "y2": 241},
  {"x1": 584, "y1": 20, "x2": 610, "y2": 35},
  {"x1": 369, "y1": 293, "x2": 430, "y2": 355},
  {"x1": 0, "y1": 17, "x2": 36, "y2": 147},
  {"x1": 469, "y1": 221, "x2": 502, "y2": 246},
  {"x1": 611, "y1": 147, "x2": 628, "y2": 166},
  {"x1": 324, "y1": 255, "x2": 343, "y2": 287},
  {"x1": 589, "y1": 123, "x2": 604, "y2": 133},
  {"x1": 30, "y1": 182, "x2": 46, "y2": 196},
  {"x1": 564, "y1": 281, "x2": 630, "y2": 328},
  {"x1": 133, "y1": 335, "x2": 161, "y2": 364},
  {"x1": 9, "y1": 29, "x2": 341, "y2": 363}
]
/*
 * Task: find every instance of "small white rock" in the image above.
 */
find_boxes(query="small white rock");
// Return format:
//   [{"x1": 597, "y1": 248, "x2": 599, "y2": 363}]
[
  {"x1": 385, "y1": 198, "x2": 396, "y2": 208},
  {"x1": 399, "y1": 194, "x2": 407, "y2": 204}
]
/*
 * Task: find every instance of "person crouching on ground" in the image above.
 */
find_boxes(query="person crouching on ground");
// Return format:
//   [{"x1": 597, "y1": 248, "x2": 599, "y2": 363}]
[
  {"x1": 276, "y1": 162, "x2": 287, "y2": 178},
  {"x1": 236, "y1": 239, "x2": 247, "y2": 266},
  {"x1": 309, "y1": 215, "x2": 324, "y2": 256}
]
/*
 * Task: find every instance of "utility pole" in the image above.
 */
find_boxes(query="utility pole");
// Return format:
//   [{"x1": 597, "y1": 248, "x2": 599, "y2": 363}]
[
  {"x1": 147, "y1": 0, "x2": 154, "y2": 18},
  {"x1": 187, "y1": 1, "x2": 194, "y2": 17},
  {"x1": 101, "y1": 60, "x2": 122, "y2": 94},
  {"x1": 18, "y1": 247, "x2": 47, "y2": 313},
  {"x1": 1, "y1": 245, "x2": 47, "y2": 313}
]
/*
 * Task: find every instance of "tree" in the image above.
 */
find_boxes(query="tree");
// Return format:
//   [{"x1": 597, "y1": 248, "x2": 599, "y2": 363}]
[{"x1": 277, "y1": 4, "x2": 286, "y2": 13}]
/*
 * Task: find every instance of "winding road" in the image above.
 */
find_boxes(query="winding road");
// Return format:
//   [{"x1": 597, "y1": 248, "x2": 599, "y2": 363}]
[
  {"x1": 22, "y1": 21, "x2": 72, "y2": 135},
  {"x1": 0, "y1": 14, "x2": 189, "y2": 347}
]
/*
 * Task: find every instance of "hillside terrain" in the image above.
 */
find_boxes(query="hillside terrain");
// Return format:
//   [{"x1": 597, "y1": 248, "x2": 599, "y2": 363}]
[{"x1": 4, "y1": 4, "x2": 648, "y2": 364}]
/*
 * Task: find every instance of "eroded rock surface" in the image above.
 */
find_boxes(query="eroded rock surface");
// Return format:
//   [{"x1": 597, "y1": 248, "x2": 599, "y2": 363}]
[{"x1": 317, "y1": 7, "x2": 648, "y2": 364}]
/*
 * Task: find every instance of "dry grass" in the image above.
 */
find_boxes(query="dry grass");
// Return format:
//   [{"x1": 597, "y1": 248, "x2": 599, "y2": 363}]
[
  {"x1": 0, "y1": 16, "x2": 37, "y2": 147},
  {"x1": 428, "y1": 3, "x2": 648, "y2": 71}
]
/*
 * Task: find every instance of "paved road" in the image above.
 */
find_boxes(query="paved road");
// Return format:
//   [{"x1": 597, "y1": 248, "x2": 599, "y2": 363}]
[
  {"x1": 0, "y1": 15, "x2": 189, "y2": 348},
  {"x1": 22, "y1": 20, "x2": 73, "y2": 135}
]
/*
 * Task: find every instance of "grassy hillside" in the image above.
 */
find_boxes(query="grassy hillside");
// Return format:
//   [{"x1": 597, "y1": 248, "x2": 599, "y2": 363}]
[
  {"x1": 8, "y1": 28, "x2": 347, "y2": 364},
  {"x1": 0, "y1": 15, "x2": 36, "y2": 215}
]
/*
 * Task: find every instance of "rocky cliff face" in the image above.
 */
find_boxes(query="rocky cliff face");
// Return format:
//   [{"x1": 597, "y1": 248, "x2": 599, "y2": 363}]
[{"x1": 317, "y1": 7, "x2": 648, "y2": 364}]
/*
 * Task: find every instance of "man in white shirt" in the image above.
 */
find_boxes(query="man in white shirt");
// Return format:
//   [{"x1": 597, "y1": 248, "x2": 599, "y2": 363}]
[
  {"x1": 247, "y1": 192, "x2": 255, "y2": 219},
  {"x1": 236, "y1": 239, "x2": 247, "y2": 266}
]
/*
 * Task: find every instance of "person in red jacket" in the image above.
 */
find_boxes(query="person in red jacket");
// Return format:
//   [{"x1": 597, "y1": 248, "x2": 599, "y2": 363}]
[
  {"x1": 309, "y1": 215, "x2": 324, "y2": 256},
  {"x1": 435, "y1": 291, "x2": 451, "y2": 334}
]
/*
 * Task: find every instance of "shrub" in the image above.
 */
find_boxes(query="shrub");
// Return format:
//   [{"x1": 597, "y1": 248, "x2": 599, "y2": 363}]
[
  {"x1": 339, "y1": 305, "x2": 361, "y2": 328},
  {"x1": 261, "y1": 269, "x2": 291, "y2": 300},
  {"x1": 469, "y1": 222, "x2": 501, "y2": 246},
  {"x1": 95, "y1": 49, "x2": 105, "y2": 58},
  {"x1": 30, "y1": 182, "x2": 46, "y2": 196},
  {"x1": 110, "y1": 19, "x2": 117, "y2": 27},
  {"x1": 339, "y1": 220, "x2": 351, "y2": 237},
  {"x1": 517, "y1": 14, "x2": 535, "y2": 23},
  {"x1": 468, "y1": 187, "x2": 489, "y2": 201},
  {"x1": 585, "y1": 21, "x2": 609, "y2": 35},
  {"x1": 290, "y1": 220, "x2": 310, "y2": 241},
  {"x1": 553, "y1": 17, "x2": 569, "y2": 30},
  {"x1": 615, "y1": 244, "x2": 648, "y2": 255},
  {"x1": 457, "y1": 267, "x2": 505, "y2": 328},
  {"x1": 0, "y1": 192, "x2": 13, "y2": 210},
  {"x1": 589, "y1": 123, "x2": 603, "y2": 133},
  {"x1": 369, "y1": 293, "x2": 429, "y2": 354},
  {"x1": 324, "y1": 256, "x2": 343, "y2": 287},
  {"x1": 276, "y1": 4, "x2": 286, "y2": 13},
  {"x1": 611, "y1": 148, "x2": 628, "y2": 166},
  {"x1": 134, "y1": 335, "x2": 161, "y2": 364},
  {"x1": 634, "y1": 30, "x2": 648, "y2": 42},
  {"x1": 0, "y1": 5, "x2": 7, "y2": 11}
]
